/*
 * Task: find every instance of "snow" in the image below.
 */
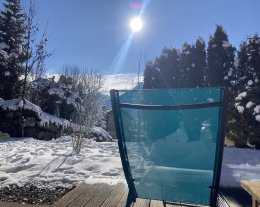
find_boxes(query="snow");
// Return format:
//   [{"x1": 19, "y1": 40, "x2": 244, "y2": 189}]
[
  {"x1": 0, "y1": 136, "x2": 259, "y2": 188},
  {"x1": 0, "y1": 99, "x2": 42, "y2": 117},
  {"x1": 0, "y1": 49, "x2": 9, "y2": 59},
  {"x1": 234, "y1": 58, "x2": 239, "y2": 68},
  {"x1": 220, "y1": 147, "x2": 260, "y2": 187},
  {"x1": 248, "y1": 80, "x2": 253, "y2": 86},
  {"x1": 222, "y1": 41, "x2": 232, "y2": 48},
  {"x1": 235, "y1": 91, "x2": 247, "y2": 101},
  {"x1": 4, "y1": 71, "x2": 11, "y2": 76},
  {"x1": 0, "y1": 99, "x2": 71, "y2": 128},
  {"x1": 236, "y1": 105, "x2": 245, "y2": 114},
  {"x1": 246, "y1": 101, "x2": 254, "y2": 109},
  {"x1": 192, "y1": 63, "x2": 195, "y2": 67},
  {"x1": 228, "y1": 70, "x2": 232, "y2": 77},
  {"x1": 66, "y1": 96, "x2": 77, "y2": 107},
  {"x1": 0, "y1": 136, "x2": 122, "y2": 187},
  {"x1": 0, "y1": 42, "x2": 9, "y2": 49},
  {"x1": 254, "y1": 105, "x2": 260, "y2": 114},
  {"x1": 48, "y1": 87, "x2": 65, "y2": 98},
  {"x1": 255, "y1": 115, "x2": 260, "y2": 122},
  {"x1": 161, "y1": 51, "x2": 168, "y2": 58},
  {"x1": 198, "y1": 37, "x2": 205, "y2": 45},
  {"x1": 39, "y1": 112, "x2": 70, "y2": 128}
]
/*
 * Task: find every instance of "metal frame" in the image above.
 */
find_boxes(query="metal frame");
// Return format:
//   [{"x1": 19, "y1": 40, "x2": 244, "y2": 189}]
[
  {"x1": 110, "y1": 90, "x2": 137, "y2": 207},
  {"x1": 210, "y1": 88, "x2": 227, "y2": 207},
  {"x1": 110, "y1": 88, "x2": 227, "y2": 207}
]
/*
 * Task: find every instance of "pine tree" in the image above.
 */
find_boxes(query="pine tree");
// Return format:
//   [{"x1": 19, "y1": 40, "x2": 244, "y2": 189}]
[
  {"x1": 180, "y1": 42, "x2": 193, "y2": 87},
  {"x1": 143, "y1": 60, "x2": 164, "y2": 89},
  {"x1": 0, "y1": 0, "x2": 27, "y2": 99},
  {"x1": 207, "y1": 25, "x2": 235, "y2": 87},
  {"x1": 227, "y1": 35, "x2": 260, "y2": 148},
  {"x1": 169, "y1": 48, "x2": 182, "y2": 88},
  {"x1": 193, "y1": 37, "x2": 206, "y2": 87},
  {"x1": 157, "y1": 47, "x2": 174, "y2": 88}
]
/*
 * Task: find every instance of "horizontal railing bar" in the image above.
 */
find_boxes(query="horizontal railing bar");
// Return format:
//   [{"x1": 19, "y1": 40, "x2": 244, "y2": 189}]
[{"x1": 119, "y1": 102, "x2": 223, "y2": 110}]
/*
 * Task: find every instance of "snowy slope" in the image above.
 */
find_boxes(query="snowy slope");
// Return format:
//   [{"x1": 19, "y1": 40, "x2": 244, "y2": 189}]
[{"x1": 0, "y1": 136, "x2": 259, "y2": 188}]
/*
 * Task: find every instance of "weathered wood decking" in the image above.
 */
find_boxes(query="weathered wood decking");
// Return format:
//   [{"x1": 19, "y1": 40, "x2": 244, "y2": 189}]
[{"x1": 0, "y1": 177, "x2": 250, "y2": 207}]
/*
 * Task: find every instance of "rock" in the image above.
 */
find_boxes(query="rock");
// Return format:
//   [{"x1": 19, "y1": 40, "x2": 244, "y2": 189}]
[
  {"x1": 37, "y1": 130, "x2": 56, "y2": 140},
  {"x1": 5, "y1": 111, "x2": 14, "y2": 118},
  {"x1": 24, "y1": 117, "x2": 36, "y2": 128},
  {"x1": 24, "y1": 128, "x2": 37, "y2": 138}
]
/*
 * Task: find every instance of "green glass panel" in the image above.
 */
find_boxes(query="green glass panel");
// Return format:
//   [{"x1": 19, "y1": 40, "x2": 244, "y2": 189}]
[{"x1": 117, "y1": 88, "x2": 223, "y2": 206}]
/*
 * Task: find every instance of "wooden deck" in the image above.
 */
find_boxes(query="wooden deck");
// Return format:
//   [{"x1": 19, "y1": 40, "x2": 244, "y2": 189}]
[{"x1": 0, "y1": 177, "x2": 250, "y2": 207}]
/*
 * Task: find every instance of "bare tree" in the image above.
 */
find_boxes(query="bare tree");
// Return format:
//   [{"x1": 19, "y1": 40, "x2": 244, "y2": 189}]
[
  {"x1": 62, "y1": 65, "x2": 103, "y2": 154},
  {"x1": 137, "y1": 51, "x2": 148, "y2": 88},
  {"x1": 20, "y1": 0, "x2": 51, "y2": 136},
  {"x1": 23, "y1": 1, "x2": 51, "y2": 92}
]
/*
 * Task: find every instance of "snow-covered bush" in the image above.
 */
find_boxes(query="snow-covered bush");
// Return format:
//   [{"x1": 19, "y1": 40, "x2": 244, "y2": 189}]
[{"x1": 28, "y1": 76, "x2": 80, "y2": 121}]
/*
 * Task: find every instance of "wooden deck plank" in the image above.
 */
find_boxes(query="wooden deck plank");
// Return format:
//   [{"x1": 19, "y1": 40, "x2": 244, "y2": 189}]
[
  {"x1": 150, "y1": 200, "x2": 164, "y2": 207},
  {"x1": 52, "y1": 183, "x2": 91, "y2": 207},
  {"x1": 101, "y1": 181, "x2": 128, "y2": 207},
  {"x1": 67, "y1": 183, "x2": 106, "y2": 207},
  {"x1": 165, "y1": 203, "x2": 181, "y2": 207},
  {"x1": 116, "y1": 187, "x2": 128, "y2": 207},
  {"x1": 83, "y1": 182, "x2": 115, "y2": 207},
  {"x1": 1, "y1": 178, "x2": 246, "y2": 207},
  {"x1": 132, "y1": 198, "x2": 150, "y2": 207}
]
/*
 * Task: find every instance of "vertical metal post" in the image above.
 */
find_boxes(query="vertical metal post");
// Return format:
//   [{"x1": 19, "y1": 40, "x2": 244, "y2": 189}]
[
  {"x1": 110, "y1": 90, "x2": 137, "y2": 206},
  {"x1": 210, "y1": 88, "x2": 228, "y2": 207}
]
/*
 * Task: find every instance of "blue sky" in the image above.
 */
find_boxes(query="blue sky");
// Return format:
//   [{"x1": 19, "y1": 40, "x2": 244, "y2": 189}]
[{"x1": 2, "y1": 0, "x2": 260, "y2": 74}]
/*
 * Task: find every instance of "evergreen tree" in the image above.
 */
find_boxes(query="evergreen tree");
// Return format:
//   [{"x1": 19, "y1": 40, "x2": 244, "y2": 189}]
[
  {"x1": 193, "y1": 37, "x2": 206, "y2": 87},
  {"x1": 179, "y1": 38, "x2": 206, "y2": 88},
  {"x1": 143, "y1": 60, "x2": 164, "y2": 89},
  {"x1": 227, "y1": 35, "x2": 260, "y2": 148},
  {"x1": 158, "y1": 47, "x2": 174, "y2": 88},
  {"x1": 180, "y1": 42, "x2": 193, "y2": 87},
  {"x1": 169, "y1": 48, "x2": 182, "y2": 88},
  {"x1": 207, "y1": 25, "x2": 235, "y2": 87},
  {"x1": 0, "y1": 0, "x2": 27, "y2": 99}
]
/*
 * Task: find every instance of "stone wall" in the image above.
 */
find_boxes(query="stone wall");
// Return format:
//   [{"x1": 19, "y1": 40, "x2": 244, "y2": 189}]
[
  {"x1": 0, "y1": 107, "x2": 67, "y2": 140},
  {"x1": 0, "y1": 99, "x2": 114, "y2": 142}
]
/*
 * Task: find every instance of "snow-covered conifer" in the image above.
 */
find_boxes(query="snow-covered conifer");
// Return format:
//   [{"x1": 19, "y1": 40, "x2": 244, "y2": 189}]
[
  {"x1": 0, "y1": 0, "x2": 26, "y2": 99},
  {"x1": 207, "y1": 25, "x2": 235, "y2": 87}
]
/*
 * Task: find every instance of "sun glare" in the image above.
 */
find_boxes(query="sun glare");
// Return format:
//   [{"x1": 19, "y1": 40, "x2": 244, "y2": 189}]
[{"x1": 130, "y1": 17, "x2": 143, "y2": 33}]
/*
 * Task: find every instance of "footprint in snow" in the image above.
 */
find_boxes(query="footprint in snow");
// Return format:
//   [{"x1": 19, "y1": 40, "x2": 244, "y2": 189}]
[{"x1": 3, "y1": 164, "x2": 36, "y2": 173}]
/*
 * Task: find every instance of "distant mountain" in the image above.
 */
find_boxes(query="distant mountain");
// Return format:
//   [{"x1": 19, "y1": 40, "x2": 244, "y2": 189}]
[
  {"x1": 102, "y1": 73, "x2": 143, "y2": 95},
  {"x1": 101, "y1": 73, "x2": 143, "y2": 109}
]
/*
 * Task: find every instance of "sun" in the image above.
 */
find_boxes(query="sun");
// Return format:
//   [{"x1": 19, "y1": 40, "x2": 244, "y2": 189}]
[{"x1": 130, "y1": 17, "x2": 143, "y2": 33}]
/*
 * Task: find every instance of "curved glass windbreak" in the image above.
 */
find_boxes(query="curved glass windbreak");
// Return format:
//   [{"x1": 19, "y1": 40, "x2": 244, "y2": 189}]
[
  {"x1": 113, "y1": 88, "x2": 224, "y2": 206},
  {"x1": 118, "y1": 88, "x2": 222, "y2": 105}
]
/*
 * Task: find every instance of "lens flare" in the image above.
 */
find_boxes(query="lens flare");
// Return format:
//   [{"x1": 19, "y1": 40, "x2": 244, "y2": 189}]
[{"x1": 130, "y1": 17, "x2": 143, "y2": 33}]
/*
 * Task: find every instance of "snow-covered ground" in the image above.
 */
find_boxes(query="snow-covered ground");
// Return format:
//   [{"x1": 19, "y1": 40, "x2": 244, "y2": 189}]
[
  {"x1": 0, "y1": 136, "x2": 122, "y2": 188},
  {"x1": 0, "y1": 136, "x2": 259, "y2": 188}
]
